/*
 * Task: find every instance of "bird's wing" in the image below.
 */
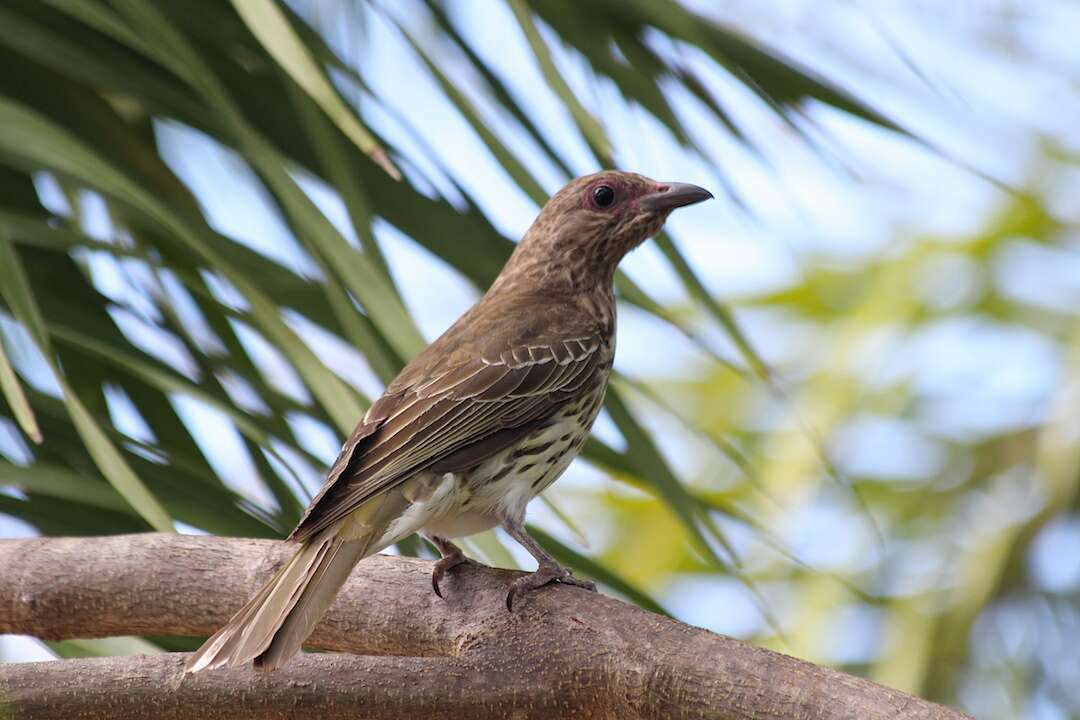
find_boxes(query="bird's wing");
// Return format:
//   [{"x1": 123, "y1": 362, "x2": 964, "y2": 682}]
[{"x1": 288, "y1": 301, "x2": 607, "y2": 542}]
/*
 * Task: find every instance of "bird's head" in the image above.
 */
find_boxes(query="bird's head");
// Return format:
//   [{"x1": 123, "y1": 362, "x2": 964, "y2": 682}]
[{"x1": 499, "y1": 171, "x2": 713, "y2": 293}]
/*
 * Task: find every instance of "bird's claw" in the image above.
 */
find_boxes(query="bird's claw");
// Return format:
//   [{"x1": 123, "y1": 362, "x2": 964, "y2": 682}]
[
  {"x1": 505, "y1": 564, "x2": 597, "y2": 611},
  {"x1": 431, "y1": 552, "x2": 470, "y2": 599}
]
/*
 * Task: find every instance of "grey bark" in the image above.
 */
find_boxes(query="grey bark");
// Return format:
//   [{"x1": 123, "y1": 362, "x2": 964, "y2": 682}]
[{"x1": 0, "y1": 534, "x2": 972, "y2": 719}]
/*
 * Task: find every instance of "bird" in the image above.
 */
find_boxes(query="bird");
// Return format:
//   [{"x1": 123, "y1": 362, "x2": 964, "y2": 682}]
[{"x1": 185, "y1": 170, "x2": 713, "y2": 672}]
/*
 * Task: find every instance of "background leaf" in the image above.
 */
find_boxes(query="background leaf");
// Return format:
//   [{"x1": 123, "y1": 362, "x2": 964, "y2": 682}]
[{"x1": 0, "y1": 4, "x2": 1075, "y2": 718}]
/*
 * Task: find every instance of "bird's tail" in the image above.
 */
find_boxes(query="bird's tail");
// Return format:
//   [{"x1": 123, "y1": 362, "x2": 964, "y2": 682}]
[
  {"x1": 186, "y1": 485, "x2": 415, "y2": 672},
  {"x1": 184, "y1": 524, "x2": 368, "y2": 672}
]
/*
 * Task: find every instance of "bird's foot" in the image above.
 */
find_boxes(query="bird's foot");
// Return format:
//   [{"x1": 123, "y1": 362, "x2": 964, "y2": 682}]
[
  {"x1": 431, "y1": 550, "x2": 472, "y2": 599},
  {"x1": 505, "y1": 563, "x2": 596, "y2": 611}
]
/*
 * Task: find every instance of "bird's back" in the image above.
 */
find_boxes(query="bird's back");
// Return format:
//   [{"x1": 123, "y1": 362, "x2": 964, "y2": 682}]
[{"x1": 288, "y1": 287, "x2": 615, "y2": 543}]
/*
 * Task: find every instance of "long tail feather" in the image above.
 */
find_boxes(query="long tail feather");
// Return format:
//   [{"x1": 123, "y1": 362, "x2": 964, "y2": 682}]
[
  {"x1": 185, "y1": 490, "x2": 414, "y2": 672},
  {"x1": 184, "y1": 526, "x2": 353, "y2": 672},
  {"x1": 253, "y1": 532, "x2": 367, "y2": 670}
]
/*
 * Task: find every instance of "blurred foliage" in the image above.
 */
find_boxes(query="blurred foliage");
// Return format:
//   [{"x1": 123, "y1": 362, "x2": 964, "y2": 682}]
[{"x1": 0, "y1": 1, "x2": 1077, "y2": 718}]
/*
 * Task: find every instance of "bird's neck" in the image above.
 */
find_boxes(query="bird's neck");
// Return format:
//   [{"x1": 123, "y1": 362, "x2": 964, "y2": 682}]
[
  {"x1": 492, "y1": 227, "x2": 622, "y2": 297},
  {"x1": 492, "y1": 255, "x2": 617, "y2": 297},
  {"x1": 485, "y1": 245, "x2": 617, "y2": 332}
]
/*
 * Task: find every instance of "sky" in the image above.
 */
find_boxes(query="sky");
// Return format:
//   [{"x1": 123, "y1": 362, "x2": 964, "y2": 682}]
[{"x1": 1, "y1": 1, "x2": 1078, "y2": 698}]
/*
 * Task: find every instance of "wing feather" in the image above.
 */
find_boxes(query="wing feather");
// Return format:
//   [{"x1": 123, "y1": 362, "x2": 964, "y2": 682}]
[{"x1": 289, "y1": 320, "x2": 607, "y2": 542}]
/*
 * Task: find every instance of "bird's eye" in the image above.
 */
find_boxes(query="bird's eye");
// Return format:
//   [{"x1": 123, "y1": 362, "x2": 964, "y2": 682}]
[{"x1": 592, "y1": 185, "x2": 616, "y2": 208}]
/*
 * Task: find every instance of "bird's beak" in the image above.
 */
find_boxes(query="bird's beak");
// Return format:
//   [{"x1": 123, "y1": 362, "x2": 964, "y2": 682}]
[{"x1": 640, "y1": 182, "x2": 714, "y2": 212}]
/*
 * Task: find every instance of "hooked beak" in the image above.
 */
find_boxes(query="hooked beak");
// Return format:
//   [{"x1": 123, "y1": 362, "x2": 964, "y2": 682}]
[{"x1": 640, "y1": 182, "x2": 714, "y2": 213}]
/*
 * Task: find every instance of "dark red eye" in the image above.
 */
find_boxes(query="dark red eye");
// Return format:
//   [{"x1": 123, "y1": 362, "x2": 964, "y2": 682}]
[{"x1": 592, "y1": 185, "x2": 616, "y2": 208}]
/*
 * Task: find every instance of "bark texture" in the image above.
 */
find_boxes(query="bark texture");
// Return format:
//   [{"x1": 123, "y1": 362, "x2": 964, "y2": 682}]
[{"x1": 0, "y1": 534, "x2": 972, "y2": 719}]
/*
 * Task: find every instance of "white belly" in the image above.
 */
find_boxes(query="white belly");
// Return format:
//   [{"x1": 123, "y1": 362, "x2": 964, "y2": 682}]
[
  {"x1": 418, "y1": 383, "x2": 603, "y2": 538},
  {"x1": 422, "y1": 509, "x2": 500, "y2": 539}
]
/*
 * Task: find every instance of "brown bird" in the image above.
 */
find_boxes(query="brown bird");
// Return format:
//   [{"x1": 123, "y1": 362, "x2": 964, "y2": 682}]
[{"x1": 185, "y1": 170, "x2": 712, "y2": 672}]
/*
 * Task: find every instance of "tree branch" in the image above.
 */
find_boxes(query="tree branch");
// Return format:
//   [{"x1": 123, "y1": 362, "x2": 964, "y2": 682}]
[{"x1": 0, "y1": 534, "x2": 971, "y2": 719}]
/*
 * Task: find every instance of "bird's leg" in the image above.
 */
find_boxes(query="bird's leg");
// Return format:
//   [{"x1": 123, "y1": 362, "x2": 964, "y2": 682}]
[
  {"x1": 501, "y1": 517, "x2": 596, "y2": 611},
  {"x1": 426, "y1": 534, "x2": 471, "y2": 598}
]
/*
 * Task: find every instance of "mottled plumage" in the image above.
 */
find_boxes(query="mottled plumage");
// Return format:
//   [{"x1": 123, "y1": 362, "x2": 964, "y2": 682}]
[{"x1": 186, "y1": 171, "x2": 712, "y2": 672}]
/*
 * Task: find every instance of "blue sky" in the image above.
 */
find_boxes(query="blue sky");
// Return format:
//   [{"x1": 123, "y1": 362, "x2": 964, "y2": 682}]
[{"x1": 2, "y1": 1, "x2": 1078, "y2": 688}]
